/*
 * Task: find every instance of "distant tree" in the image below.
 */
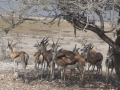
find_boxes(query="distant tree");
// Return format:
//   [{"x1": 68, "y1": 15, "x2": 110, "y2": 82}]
[{"x1": 1, "y1": 0, "x2": 120, "y2": 80}]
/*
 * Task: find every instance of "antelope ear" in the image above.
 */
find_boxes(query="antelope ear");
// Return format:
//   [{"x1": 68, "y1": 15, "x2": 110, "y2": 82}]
[
  {"x1": 80, "y1": 49, "x2": 83, "y2": 51},
  {"x1": 58, "y1": 48, "x2": 62, "y2": 52},
  {"x1": 46, "y1": 43, "x2": 49, "y2": 46},
  {"x1": 12, "y1": 43, "x2": 18, "y2": 47},
  {"x1": 57, "y1": 45, "x2": 61, "y2": 47},
  {"x1": 49, "y1": 49, "x2": 53, "y2": 52},
  {"x1": 34, "y1": 44, "x2": 38, "y2": 47},
  {"x1": 77, "y1": 48, "x2": 80, "y2": 50},
  {"x1": 90, "y1": 46, "x2": 94, "y2": 49}
]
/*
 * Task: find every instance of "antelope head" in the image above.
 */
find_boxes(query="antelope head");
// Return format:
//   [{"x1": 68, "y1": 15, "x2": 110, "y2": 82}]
[
  {"x1": 51, "y1": 38, "x2": 62, "y2": 61},
  {"x1": 51, "y1": 37, "x2": 60, "y2": 52},
  {"x1": 6, "y1": 40, "x2": 17, "y2": 52},
  {"x1": 72, "y1": 44, "x2": 80, "y2": 54},
  {"x1": 37, "y1": 36, "x2": 49, "y2": 50},
  {"x1": 34, "y1": 40, "x2": 40, "y2": 47},
  {"x1": 107, "y1": 45, "x2": 113, "y2": 56},
  {"x1": 73, "y1": 44, "x2": 77, "y2": 53},
  {"x1": 52, "y1": 48, "x2": 62, "y2": 62},
  {"x1": 81, "y1": 43, "x2": 94, "y2": 56}
]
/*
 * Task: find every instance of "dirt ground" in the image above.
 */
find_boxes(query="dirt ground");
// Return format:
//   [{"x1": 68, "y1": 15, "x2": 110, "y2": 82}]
[{"x1": 0, "y1": 28, "x2": 120, "y2": 90}]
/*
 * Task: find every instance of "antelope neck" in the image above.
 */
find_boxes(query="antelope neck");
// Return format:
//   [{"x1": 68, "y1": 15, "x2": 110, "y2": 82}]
[
  {"x1": 109, "y1": 53, "x2": 114, "y2": 57},
  {"x1": 41, "y1": 46, "x2": 48, "y2": 56},
  {"x1": 9, "y1": 47, "x2": 14, "y2": 54}
]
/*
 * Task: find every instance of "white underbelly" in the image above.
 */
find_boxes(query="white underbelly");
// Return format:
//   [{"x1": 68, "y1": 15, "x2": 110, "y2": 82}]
[
  {"x1": 39, "y1": 55, "x2": 43, "y2": 60},
  {"x1": 66, "y1": 62, "x2": 78, "y2": 69},
  {"x1": 14, "y1": 57, "x2": 21, "y2": 63}
]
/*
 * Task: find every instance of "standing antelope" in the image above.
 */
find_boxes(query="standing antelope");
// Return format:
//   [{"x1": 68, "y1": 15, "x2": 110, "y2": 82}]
[
  {"x1": 6, "y1": 40, "x2": 29, "y2": 80},
  {"x1": 34, "y1": 51, "x2": 44, "y2": 70},
  {"x1": 37, "y1": 36, "x2": 56, "y2": 81},
  {"x1": 51, "y1": 42, "x2": 85, "y2": 86},
  {"x1": 105, "y1": 45, "x2": 115, "y2": 84},
  {"x1": 33, "y1": 41, "x2": 45, "y2": 79},
  {"x1": 81, "y1": 43, "x2": 103, "y2": 74}
]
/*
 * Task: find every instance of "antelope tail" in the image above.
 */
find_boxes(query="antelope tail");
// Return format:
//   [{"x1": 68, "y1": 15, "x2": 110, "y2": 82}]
[{"x1": 25, "y1": 53, "x2": 29, "y2": 66}]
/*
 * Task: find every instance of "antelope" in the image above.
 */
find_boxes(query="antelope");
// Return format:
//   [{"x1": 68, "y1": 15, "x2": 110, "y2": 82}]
[
  {"x1": 34, "y1": 41, "x2": 44, "y2": 70},
  {"x1": 51, "y1": 42, "x2": 85, "y2": 86},
  {"x1": 37, "y1": 36, "x2": 56, "y2": 81},
  {"x1": 34, "y1": 41, "x2": 51, "y2": 79},
  {"x1": 6, "y1": 40, "x2": 29, "y2": 81},
  {"x1": 105, "y1": 45, "x2": 115, "y2": 84},
  {"x1": 34, "y1": 51, "x2": 44, "y2": 70},
  {"x1": 81, "y1": 43, "x2": 103, "y2": 74}
]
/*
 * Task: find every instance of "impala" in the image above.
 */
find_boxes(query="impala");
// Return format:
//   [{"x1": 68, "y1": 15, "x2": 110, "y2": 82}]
[
  {"x1": 51, "y1": 42, "x2": 85, "y2": 86},
  {"x1": 81, "y1": 43, "x2": 103, "y2": 74},
  {"x1": 105, "y1": 45, "x2": 115, "y2": 84},
  {"x1": 6, "y1": 40, "x2": 29, "y2": 81}
]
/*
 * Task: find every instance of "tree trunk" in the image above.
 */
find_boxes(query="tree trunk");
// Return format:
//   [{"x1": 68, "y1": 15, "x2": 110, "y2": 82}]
[
  {"x1": 114, "y1": 52, "x2": 120, "y2": 80},
  {"x1": 114, "y1": 17, "x2": 120, "y2": 80}
]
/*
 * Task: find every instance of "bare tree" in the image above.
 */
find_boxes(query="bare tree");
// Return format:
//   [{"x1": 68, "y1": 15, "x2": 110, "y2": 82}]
[{"x1": 0, "y1": 0, "x2": 120, "y2": 80}]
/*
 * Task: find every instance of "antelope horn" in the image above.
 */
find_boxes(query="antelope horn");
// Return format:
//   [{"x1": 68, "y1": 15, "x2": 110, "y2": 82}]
[
  {"x1": 52, "y1": 38, "x2": 54, "y2": 44},
  {"x1": 42, "y1": 36, "x2": 46, "y2": 41},
  {"x1": 73, "y1": 44, "x2": 77, "y2": 50},
  {"x1": 77, "y1": 48, "x2": 80, "y2": 50},
  {"x1": 84, "y1": 40, "x2": 87, "y2": 46},
  {"x1": 10, "y1": 40, "x2": 13, "y2": 45},
  {"x1": 46, "y1": 43, "x2": 49, "y2": 46},
  {"x1": 41, "y1": 36, "x2": 49, "y2": 43},
  {"x1": 44, "y1": 40, "x2": 49, "y2": 44},
  {"x1": 56, "y1": 37, "x2": 60, "y2": 45},
  {"x1": 37, "y1": 40, "x2": 39, "y2": 45},
  {"x1": 44, "y1": 36, "x2": 49, "y2": 41},
  {"x1": 90, "y1": 44, "x2": 94, "y2": 49},
  {"x1": 12, "y1": 42, "x2": 18, "y2": 46},
  {"x1": 8, "y1": 40, "x2": 9, "y2": 45},
  {"x1": 109, "y1": 44, "x2": 110, "y2": 50}
]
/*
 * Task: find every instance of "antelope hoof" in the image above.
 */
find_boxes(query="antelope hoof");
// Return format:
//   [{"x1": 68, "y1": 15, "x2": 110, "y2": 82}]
[
  {"x1": 35, "y1": 73, "x2": 41, "y2": 79},
  {"x1": 24, "y1": 79, "x2": 29, "y2": 84},
  {"x1": 13, "y1": 72, "x2": 19, "y2": 80},
  {"x1": 52, "y1": 76, "x2": 54, "y2": 80}
]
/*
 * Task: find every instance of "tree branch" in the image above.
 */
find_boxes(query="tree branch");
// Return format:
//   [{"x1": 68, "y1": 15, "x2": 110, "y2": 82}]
[
  {"x1": 94, "y1": 9, "x2": 104, "y2": 30},
  {"x1": 68, "y1": 15, "x2": 120, "y2": 52}
]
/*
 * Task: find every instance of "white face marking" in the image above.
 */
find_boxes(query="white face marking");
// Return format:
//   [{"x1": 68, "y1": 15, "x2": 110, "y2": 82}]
[
  {"x1": 81, "y1": 46, "x2": 89, "y2": 57},
  {"x1": 39, "y1": 54, "x2": 43, "y2": 60},
  {"x1": 52, "y1": 52, "x2": 57, "y2": 60},
  {"x1": 66, "y1": 62, "x2": 78, "y2": 69},
  {"x1": 107, "y1": 48, "x2": 113, "y2": 56}
]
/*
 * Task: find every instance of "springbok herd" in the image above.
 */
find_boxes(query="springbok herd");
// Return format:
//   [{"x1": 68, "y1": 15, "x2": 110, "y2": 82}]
[{"x1": 6, "y1": 36, "x2": 115, "y2": 86}]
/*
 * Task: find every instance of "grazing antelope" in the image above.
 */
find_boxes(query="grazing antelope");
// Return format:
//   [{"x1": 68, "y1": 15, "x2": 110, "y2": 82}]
[
  {"x1": 6, "y1": 40, "x2": 29, "y2": 80},
  {"x1": 105, "y1": 45, "x2": 115, "y2": 84},
  {"x1": 81, "y1": 43, "x2": 103, "y2": 74},
  {"x1": 51, "y1": 43, "x2": 85, "y2": 86}
]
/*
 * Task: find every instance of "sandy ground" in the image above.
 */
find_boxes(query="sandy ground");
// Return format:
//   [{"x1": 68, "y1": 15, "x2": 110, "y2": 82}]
[{"x1": 0, "y1": 28, "x2": 119, "y2": 90}]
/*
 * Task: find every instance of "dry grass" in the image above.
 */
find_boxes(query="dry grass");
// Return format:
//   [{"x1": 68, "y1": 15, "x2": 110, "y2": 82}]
[
  {"x1": 0, "y1": 18, "x2": 74, "y2": 34},
  {"x1": 0, "y1": 18, "x2": 112, "y2": 35}
]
